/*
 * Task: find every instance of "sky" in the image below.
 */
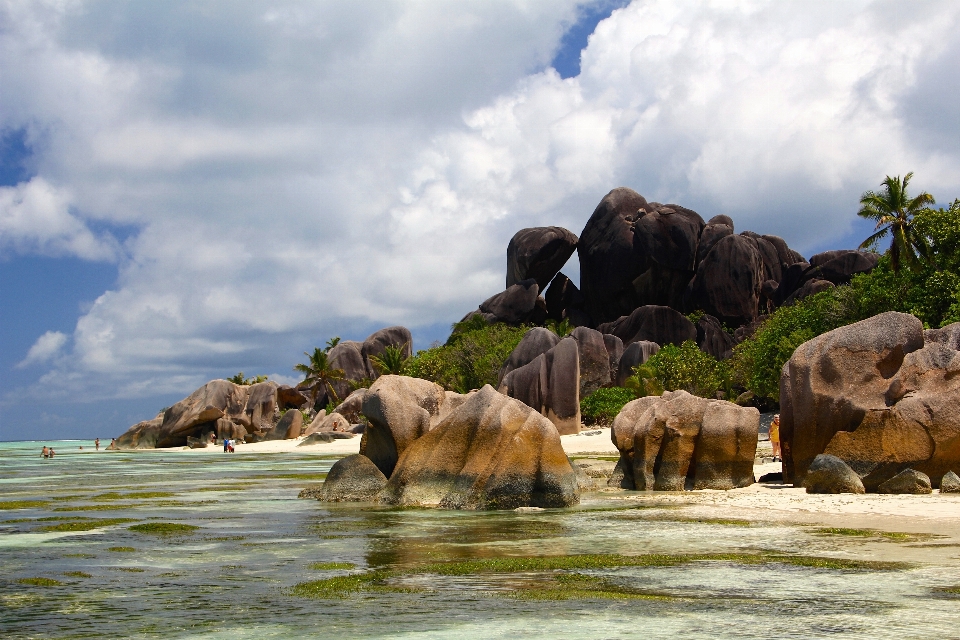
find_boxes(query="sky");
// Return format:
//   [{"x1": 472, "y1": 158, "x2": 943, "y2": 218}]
[{"x1": 2, "y1": 0, "x2": 959, "y2": 441}]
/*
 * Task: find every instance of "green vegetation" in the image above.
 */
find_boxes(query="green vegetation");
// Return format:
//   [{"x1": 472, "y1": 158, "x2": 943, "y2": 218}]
[
  {"x1": 646, "y1": 341, "x2": 730, "y2": 398},
  {"x1": 108, "y1": 546, "x2": 137, "y2": 552},
  {"x1": 406, "y1": 315, "x2": 528, "y2": 393},
  {"x1": 0, "y1": 500, "x2": 48, "y2": 510},
  {"x1": 227, "y1": 372, "x2": 268, "y2": 385},
  {"x1": 580, "y1": 387, "x2": 636, "y2": 425},
  {"x1": 63, "y1": 571, "x2": 92, "y2": 578},
  {"x1": 545, "y1": 317, "x2": 574, "y2": 337},
  {"x1": 858, "y1": 172, "x2": 935, "y2": 272},
  {"x1": 295, "y1": 346, "x2": 346, "y2": 405},
  {"x1": 623, "y1": 363, "x2": 664, "y2": 398},
  {"x1": 40, "y1": 518, "x2": 136, "y2": 532},
  {"x1": 811, "y1": 527, "x2": 935, "y2": 542},
  {"x1": 935, "y1": 585, "x2": 960, "y2": 595},
  {"x1": 309, "y1": 561, "x2": 357, "y2": 571},
  {"x1": 17, "y1": 577, "x2": 63, "y2": 587},
  {"x1": 93, "y1": 491, "x2": 175, "y2": 500},
  {"x1": 128, "y1": 522, "x2": 200, "y2": 535},
  {"x1": 368, "y1": 343, "x2": 411, "y2": 375},
  {"x1": 291, "y1": 552, "x2": 910, "y2": 599}
]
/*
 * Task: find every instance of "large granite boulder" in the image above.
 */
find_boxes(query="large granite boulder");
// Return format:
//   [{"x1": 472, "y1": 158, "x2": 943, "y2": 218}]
[
  {"x1": 142, "y1": 379, "x2": 278, "y2": 448},
  {"x1": 577, "y1": 187, "x2": 651, "y2": 324},
  {"x1": 741, "y1": 231, "x2": 783, "y2": 284},
  {"x1": 696, "y1": 221, "x2": 733, "y2": 266},
  {"x1": 266, "y1": 409, "x2": 302, "y2": 440},
  {"x1": 303, "y1": 411, "x2": 349, "y2": 436},
  {"x1": 325, "y1": 341, "x2": 368, "y2": 403},
  {"x1": 498, "y1": 336, "x2": 581, "y2": 434},
  {"x1": 607, "y1": 390, "x2": 758, "y2": 491},
  {"x1": 379, "y1": 386, "x2": 580, "y2": 509},
  {"x1": 476, "y1": 279, "x2": 545, "y2": 325},
  {"x1": 361, "y1": 326, "x2": 414, "y2": 378},
  {"x1": 806, "y1": 250, "x2": 879, "y2": 285},
  {"x1": 597, "y1": 305, "x2": 696, "y2": 347},
  {"x1": 877, "y1": 468, "x2": 932, "y2": 494},
  {"x1": 506, "y1": 227, "x2": 578, "y2": 291},
  {"x1": 498, "y1": 327, "x2": 560, "y2": 384},
  {"x1": 544, "y1": 272, "x2": 586, "y2": 323},
  {"x1": 781, "y1": 312, "x2": 960, "y2": 490},
  {"x1": 615, "y1": 341, "x2": 660, "y2": 387},
  {"x1": 112, "y1": 417, "x2": 163, "y2": 449},
  {"x1": 359, "y1": 375, "x2": 455, "y2": 477},
  {"x1": 571, "y1": 326, "x2": 612, "y2": 397},
  {"x1": 276, "y1": 385, "x2": 309, "y2": 410},
  {"x1": 633, "y1": 204, "x2": 704, "y2": 272},
  {"x1": 319, "y1": 454, "x2": 388, "y2": 502},
  {"x1": 782, "y1": 278, "x2": 834, "y2": 306},
  {"x1": 802, "y1": 454, "x2": 865, "y2": 494},
  {"x1": 603, "y1": 333, "x2": 624, "y2": 383},
  {"x1": 685, "y1": 234, "x2": 762, "y2": 327},
  {"x1": 696, "y1": 313, "x2": 735, "y2": 360},
  {"x1": 332, "y1": 389, "x2": 367, "y2": 425}
]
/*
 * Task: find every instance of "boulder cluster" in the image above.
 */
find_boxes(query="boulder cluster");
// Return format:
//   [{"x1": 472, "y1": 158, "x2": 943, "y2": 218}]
[
  {"x1": 315, "y1": 378, "x2": 580, "y2": 509},
  {"x1": 607, "y1": 391, "x2": 759, "y2": 491},
  {"x1": 781, "y1": 312, "x2": 960, "y2": 494},
  {"x1": 465, "y1": 187, "x2": 878, "y2": 360}
]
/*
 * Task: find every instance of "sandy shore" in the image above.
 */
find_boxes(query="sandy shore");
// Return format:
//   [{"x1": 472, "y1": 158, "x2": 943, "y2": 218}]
[{"x1": 114, "y1": 428, "x2": 960, "y2": 532}]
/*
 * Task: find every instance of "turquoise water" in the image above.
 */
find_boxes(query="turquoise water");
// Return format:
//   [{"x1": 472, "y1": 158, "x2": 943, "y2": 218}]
[{"x1": 2, "y1": 440, "x2": 959, "y2": 639}]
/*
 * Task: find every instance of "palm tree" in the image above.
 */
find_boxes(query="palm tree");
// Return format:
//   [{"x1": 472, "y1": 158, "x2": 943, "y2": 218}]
[
  {"x1": 294, "y1": 348, "x2": 345, "y2": 406},
  {"x1": 858, "y1": 172, "x2": 935, "y2": 272},
  {"x1": 368, "y1": 343, "x2": 410, "y2": 376}
]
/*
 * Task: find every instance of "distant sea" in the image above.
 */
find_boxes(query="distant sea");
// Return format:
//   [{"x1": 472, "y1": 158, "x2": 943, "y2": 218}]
[{"x1": 2, "y1": 440, "x2": 958, "y2": 639}]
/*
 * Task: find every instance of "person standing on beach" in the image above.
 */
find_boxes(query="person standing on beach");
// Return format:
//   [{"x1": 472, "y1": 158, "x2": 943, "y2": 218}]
[
  {"x1": 770, "y1": 414, "x2": 781, "y2": 462},
  {"x1": 95, "y1": 438, "x2": 100, "y2": 451}
]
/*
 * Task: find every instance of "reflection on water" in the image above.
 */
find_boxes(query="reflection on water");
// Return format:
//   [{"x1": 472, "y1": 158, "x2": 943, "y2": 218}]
[{"x1": 1, "y1": 440, "x2": 958, "y2": 639}]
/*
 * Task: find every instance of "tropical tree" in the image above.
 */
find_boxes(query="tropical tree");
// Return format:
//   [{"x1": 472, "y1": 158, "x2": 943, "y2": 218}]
[
  {"x1": 368, "y1": 343, "x2": 410, "y2": 375},
  {"x1": 294, "y1": 348, "x2": 345, "y2": 405},
  {"x1": 226, "y1": 372, "x2": 268, "y2": 385},
  {"x1": 858, "y1": 172, "x2": 935, "y2": 272}
]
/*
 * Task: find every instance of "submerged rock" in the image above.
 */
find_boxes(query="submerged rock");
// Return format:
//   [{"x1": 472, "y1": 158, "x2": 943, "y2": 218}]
[{"x1": 319, "y1": 454, "x2": 388, "y2": 502}]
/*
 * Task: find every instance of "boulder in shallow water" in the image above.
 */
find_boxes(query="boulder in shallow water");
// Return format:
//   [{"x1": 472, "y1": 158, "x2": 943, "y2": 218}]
[
  {"x1": 802, "y1": 454, "x2": 865, "y2": 494},
  {"x1": 318, "y1": 454, "x2": 388, "y2": 502},
  {"x1": 379, "y1": 386, "x2": 580, "y2": 509},
  {"x1": 877, "y1": 468, "x2": 932, "y2": 494},
  {"x1": 941, "y1": 471, "x2": 960, "y2": 493}
]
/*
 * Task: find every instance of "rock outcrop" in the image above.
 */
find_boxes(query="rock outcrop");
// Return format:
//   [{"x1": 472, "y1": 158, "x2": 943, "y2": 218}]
[
  {"x1": 780, "y1": 312, "x2": 960, "y2": 490},
  {"x1": 266, "y1": 409, "x2": 302, "y2": 440},
  {"x1": 378, "y1": 386, "x2": 580, "y2": 509},
  {"x1": 598, "y1": 305, "x2": 696, "y2": 347},
  {"x1": 607, "y1": 390, "x2": 758, "y2": 491},
  {"x1": 941, "y1": 471, "x2": 960, "y2": 493},
  {"x1": 685, "y1": 234, "x2": 762, "y2": 327},
  {"x1": 801, "y1": 454, "x2": 865, "y2": 494},
  {"x1": 498, "y1": 336, "x2": 581, "y2": 434},
  {"x1": 359, "y1": 375, "x2": 457, "y2": 478},
  {"x1": 114, "y1": 379, "x2": 280, "y2": 449},
  {"x1": 319, "y1": 454, "x2": 388, "y2": 502},
  {"x1": 361, "y1": 326, "x2": 414, "y2": 378},
  {"x1": 506, "y1": 227, "x2": 578, "y2": 291},
  {"x1": 497, "y1": 327, "x2": 559, "y2": 384},
  {"x1": 472, "y1": 279, "x2": 546, "y2": 326},
  {"x1": 877, "y1": 468, "x2": 932, "y2": 494},
  {"x1": 615, "y1": 341, "x2": 660, "y2": 387},
  {"x1": 571, "y1": 326, "x2": 612, "y2": 397}
]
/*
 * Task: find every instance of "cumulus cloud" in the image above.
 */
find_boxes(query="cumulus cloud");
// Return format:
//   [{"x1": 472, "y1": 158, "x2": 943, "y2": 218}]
[
  {"x1": 2, "y1": 0, "x2": 960, "y2": 416},
  {"x1": 17, "y1": 330, "x2": 68, "y2": 368},
  {"x1": 0, "y1": 177, "x2": 119, "y2": 260}
]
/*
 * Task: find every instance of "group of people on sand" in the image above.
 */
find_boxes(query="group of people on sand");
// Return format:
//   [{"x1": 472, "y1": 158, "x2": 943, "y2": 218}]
[{"x1": 223, "y1": 438, "x2": 235, "y2": 453}]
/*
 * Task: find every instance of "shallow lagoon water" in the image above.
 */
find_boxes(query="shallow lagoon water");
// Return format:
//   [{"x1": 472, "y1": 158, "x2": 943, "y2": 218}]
[{"x1": 2, "y1": 441, "x2": 959, "y2": 639}]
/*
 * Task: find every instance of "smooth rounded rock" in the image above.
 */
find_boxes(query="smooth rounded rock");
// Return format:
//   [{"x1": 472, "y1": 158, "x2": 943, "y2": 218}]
[
  {"x1": 802, "y1": 454, "x2": 865, "y2": 494},
  {"x1": 877, "y1": 468, "x2": 932, "y2": 494}
]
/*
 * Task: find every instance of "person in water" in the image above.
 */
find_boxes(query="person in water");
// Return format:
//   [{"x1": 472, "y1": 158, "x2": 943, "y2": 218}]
[
  {"x1": 49, "y1": 448, "x2": 56, "y2": 458},
  {"x1": 41, "y1": 446, "x2": 49, "y2": 458},
  {"x1": 95, "y1": 438, "x2": 100, "y2": 451},
  {"x1": 770, "y1": 414, "x2": 781, "y2": 462}
]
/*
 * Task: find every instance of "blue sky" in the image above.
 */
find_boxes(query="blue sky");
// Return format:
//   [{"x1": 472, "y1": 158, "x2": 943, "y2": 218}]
[{"x1": 1, "y1": 0, "x2": 958, "y2": 441}]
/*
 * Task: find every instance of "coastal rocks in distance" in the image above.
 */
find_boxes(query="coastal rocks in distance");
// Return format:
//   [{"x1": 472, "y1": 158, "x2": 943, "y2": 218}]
[
  {"x1": 877, "y1": 469, "x2": 932, "y2": 494},
  {"x1": 607, "y1": 390, "x2": 758, "y2": 491},
  {"x1": 299, "y1": 431, "x2": 356, "y2": 446},
  {"x1": 781, "y1": 312, "x2": 960, "y2": 490},
  {"x1": 359, "y1": 375, "x2": 462, "y2": 478},
  {"x1": 114, "y1": 379, "x2": 280, "y2": 449},
  {"x1": 378, "y1": 386, "x2": 580, "y2": 509},
  {"x1": 802, "y1": 454, "x2": 866, "y2": 494},
  {"x1": 506, "y1": 227, "x2": 578, "y2": 291},
  {"x1": 332, "y1": 389, "x2": 367, "y2": 425},
  {"x1": 315, "y1": 454, "x2": 387, "y2": 501},
  {"x1": 498, "y1": 336, "x2": 581, "y2": 435},
  {"x1": 303, "y1": 412, "x2": 350, "y2": 436},
  {"x1": 941, "y1": 471, "x2": 960, "y2": 493},
  {"x1": 361, "y1": 326, "x2": 414, "y2": 379},
  {"x1": 266, "y1": 409, "x2": 302, "y2": 440},
  {"x1": 597, "y1": 305, "x2": 696, "y2": 348},
  {"x1": 112, "y1": 417, "x2": 163, "y2": 449}
]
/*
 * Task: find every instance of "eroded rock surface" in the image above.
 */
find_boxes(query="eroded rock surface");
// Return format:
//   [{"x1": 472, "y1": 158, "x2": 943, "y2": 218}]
[
  {"x1": 498, "y1": 336, "x2": 581, "y2": 434},
  {"x1": 802, "y1": 454, "x2": 865, "y2": 494},
  {"x1": 506, "y1": 227, "x2": 578, "y2": 291}
]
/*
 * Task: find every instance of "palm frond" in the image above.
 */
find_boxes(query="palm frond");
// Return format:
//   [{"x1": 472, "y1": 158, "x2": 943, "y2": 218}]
[{"x1": 858, "y1": 226, "x2": 889, "y2": 250}]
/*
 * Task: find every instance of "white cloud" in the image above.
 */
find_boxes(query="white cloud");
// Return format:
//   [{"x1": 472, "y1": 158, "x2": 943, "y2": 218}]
[
  {"x1": 0, "y1": 177, "x2": 119, "y2": 260},
  {"x1": 18, "y1": 330, "x2": 68, "y2": 368},
  {"x1": 2, "y1": 0, "x2": 960, "y2": 415}
]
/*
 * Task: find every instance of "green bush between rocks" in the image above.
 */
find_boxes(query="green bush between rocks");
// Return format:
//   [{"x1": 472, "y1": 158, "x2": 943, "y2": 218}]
[{"x1": 580, "y1": 387, "x2": 636, "y2": 426}]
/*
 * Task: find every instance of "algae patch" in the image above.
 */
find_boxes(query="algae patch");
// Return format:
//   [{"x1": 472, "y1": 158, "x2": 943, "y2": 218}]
[
  {"x1": 128, "y1": 522, "x2": 200, "y2": 535},
  {"x1": 310, "y1": 561, "x2": 357, "y2": 571},
  {"x1": 17, "y1": 577, "x2": 64, "y2": 587},
  {"x1": 812, "y1": 527, "x2": 939, "y2": 543},
  {"x1": 40, "y1": 518, "x2": 137, "y2": 532},
  {"x1": 0, "y1": 500, "x2": 48, "y2": 510}
]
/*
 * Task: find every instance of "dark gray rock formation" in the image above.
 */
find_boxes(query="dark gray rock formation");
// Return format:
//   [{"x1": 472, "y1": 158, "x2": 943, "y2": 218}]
[
  {"x1": 696, "y1": 313, "x2": 735, "y2": 360},
  {"x1": 498, "y1": 336, "x2": 581, "y2": 434},
  {"x1": 571, "y1": 326, "x2": 611, "y2": 397},
  {"x1": 597, "y1": 305, "x2": 696, "y2": 347},
  {"x1": 877, "y1": 468, "x2": 932, "y2": 494},
  {"x1": 361, "y1": 326, "x2": 414, "y2": 379},
  {"x1": 506, "y1": 227, "x2": 578, "y2": 291},
  {"x1": 685, "y1": 234, "x2": 762, "y2": 327},
  {"x1": 498, "y1": 327, "x2": 560, "y2": 385},
  {"x1": 615, "y1": 340, "x2": 660, "y2": 387},
  {"x1": 477, "y1": 279, "x2": 545, "y2": 325}
]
